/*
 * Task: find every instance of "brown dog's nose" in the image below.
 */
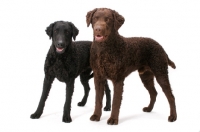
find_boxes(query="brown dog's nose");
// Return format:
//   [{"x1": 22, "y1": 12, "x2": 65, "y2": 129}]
[{"x1": 94, "y1": 25, "x2": 102, "y2": 32}]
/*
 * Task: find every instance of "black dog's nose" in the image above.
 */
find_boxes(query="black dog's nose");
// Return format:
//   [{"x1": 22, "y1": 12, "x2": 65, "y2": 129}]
[{"x1": 57, "y1": 42, "x2": 63, "y2": 47}]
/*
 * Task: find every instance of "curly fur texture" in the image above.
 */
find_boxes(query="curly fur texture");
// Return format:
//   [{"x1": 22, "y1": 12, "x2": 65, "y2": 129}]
[
  {"x1": 86, "y1": 8, "x2": 177, "y2": 125},
  {"x1": 30, "y1": 21, "x2": 111, "y2": 123}
]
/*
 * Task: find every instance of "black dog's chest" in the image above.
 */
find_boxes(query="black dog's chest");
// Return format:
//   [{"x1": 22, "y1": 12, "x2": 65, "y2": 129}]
[
  {"x1": 54, "y1": 66, "x2": 68, "y2": 81},
  {"x1": 50, "y1": 60, "x2": 69, "y2": 82}
]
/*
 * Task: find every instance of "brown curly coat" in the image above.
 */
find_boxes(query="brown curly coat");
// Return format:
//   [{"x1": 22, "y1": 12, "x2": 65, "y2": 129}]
[{"x1": 86, "y1": 8, "x2": 177, "y2": 125}]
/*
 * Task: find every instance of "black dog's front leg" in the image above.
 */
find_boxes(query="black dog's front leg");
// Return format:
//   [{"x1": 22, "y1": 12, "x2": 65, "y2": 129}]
[
  {"x1": 62, "y1": 79, "x2": 75, "y2": 123},
  {"x1": 104, "y1": 80, "x2": 111, "y2": 111},
  {"x1": 30, "y1": 76, "x2": 54, "y2": 119}
]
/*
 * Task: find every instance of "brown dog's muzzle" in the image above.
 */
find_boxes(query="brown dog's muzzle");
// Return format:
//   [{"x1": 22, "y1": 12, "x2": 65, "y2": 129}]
[{"x1": 93, "y1": 22, "x2": 108, "y2": 42}]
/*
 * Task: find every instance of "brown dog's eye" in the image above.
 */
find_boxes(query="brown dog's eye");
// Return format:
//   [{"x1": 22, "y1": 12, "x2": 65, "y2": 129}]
[
  {"x1": 105, "y1": 17, "x2": 109, "y2": 22},
  {"x1": 94, "y1": 17, "x2": 98, "y2": 21}
]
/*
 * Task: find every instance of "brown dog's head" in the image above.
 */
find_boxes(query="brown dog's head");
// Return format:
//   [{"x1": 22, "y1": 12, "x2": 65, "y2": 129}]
[{"x1": 86, "y1": 8, "x2": 125, "y2": 42}]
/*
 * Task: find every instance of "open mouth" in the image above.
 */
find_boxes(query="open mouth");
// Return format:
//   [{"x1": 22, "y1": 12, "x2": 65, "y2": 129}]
[
  {"x1": 95, "y1": 35, "x2": 107, "y2": 42},
  {"x1": 56, "y1": 47, "x2": 65, "y2": 53}
]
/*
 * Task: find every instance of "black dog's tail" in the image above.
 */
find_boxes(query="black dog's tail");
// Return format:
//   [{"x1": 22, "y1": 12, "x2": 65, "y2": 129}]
[{"x1": 89, "y1": 73, "x2": 94, "y2": 79}]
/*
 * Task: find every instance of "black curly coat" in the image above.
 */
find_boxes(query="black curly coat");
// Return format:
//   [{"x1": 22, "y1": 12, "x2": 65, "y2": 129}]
[
  {"x1": 30, "y1": 21, "x2": 111, "y2": 123},
  {"x1": 86, "y1": 8, "x2": 177, "y2": 125}
]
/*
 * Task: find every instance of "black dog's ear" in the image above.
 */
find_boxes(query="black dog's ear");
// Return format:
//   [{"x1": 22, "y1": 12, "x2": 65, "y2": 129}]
[
  {"x1": 45, "y1": 22, "x2": 55, "y2": 39},
  {"x1": 112, "y1": 10, "x2": 125, "y2": 31},
  {"x1": 69, "y1": 22, "x2": 79, "y2": 40},
  {"x1": 86, "y1": 8, "x2": 97, "y2": 27}
]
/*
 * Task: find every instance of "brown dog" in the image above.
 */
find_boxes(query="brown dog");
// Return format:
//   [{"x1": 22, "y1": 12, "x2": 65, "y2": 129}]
[{"x1": 86, "y1": 8, "x2": 177, "y2": 125}]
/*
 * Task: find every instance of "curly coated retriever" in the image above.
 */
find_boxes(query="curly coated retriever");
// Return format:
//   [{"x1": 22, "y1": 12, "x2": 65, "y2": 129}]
[
  {"x1": 30, "y1": 21, "x2": 111, "y2": 123},
  {"x1": 86, "y1": 8, "x2": 177, "y2": 125}
]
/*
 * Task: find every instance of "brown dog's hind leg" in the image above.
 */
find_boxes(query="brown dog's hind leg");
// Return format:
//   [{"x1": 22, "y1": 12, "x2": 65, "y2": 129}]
[
  {"x1": 139, "y1": 70, "x2": 157, "y2": 112},
  {"x1": 155, "y1": 73, "x2": 177, "y2": 122}
]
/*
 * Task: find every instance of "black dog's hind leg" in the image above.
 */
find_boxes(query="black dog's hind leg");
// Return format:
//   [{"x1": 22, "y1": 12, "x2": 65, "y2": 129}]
[
  {"x1": 78, "y1": 69, "x2": 91, "y2": 106},
  {"x1": 62, "y1": 78, "x2": 75, "y2": 123},
  {"x1": 104, "y1": 80, "x2": 111, "y2": 111},
  {"x1": 78, "y1": 70, "x2": 111, "y2": 111},
  {"x1": 30, "y1": 76, "x2": 54, "y2": 119}
]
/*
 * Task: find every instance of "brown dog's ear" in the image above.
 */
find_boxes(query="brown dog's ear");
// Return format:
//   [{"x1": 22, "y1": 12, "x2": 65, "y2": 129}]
[
  {"x1": 112, "y1": 10, "x2": 125, "y2": 31},
  {"x1": 86, "y1": 8, "x2": 97, "y2": 27},
  {"x1": 45, "y1": 22, "x2": 55, "y2": 39},
  {"x1": 69, "y1": 22, "x2": 79, "y2": 40}
]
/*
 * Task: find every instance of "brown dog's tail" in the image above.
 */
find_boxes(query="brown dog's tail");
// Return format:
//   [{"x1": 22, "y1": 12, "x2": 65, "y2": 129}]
[{"x1": 167, "y1": 56, "x2": 176, "y2": 69}]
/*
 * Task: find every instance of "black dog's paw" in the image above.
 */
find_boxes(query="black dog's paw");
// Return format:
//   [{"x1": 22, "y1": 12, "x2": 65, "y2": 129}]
[
  {"x1": 30, "y1": 112, "x2": 42, "y2": 119},
  {"x1": 62, "y1": 115, "x2": 72, "y2": 123},
  {"x1": 77, "y1": 102, "x2": 86, "y2": 107},
  {"x1": 143, "y1": 107, "x2": 152, "y2": 112},
  {"x1": 103, "y1": 106, "x2": 111, "y2": 111}
]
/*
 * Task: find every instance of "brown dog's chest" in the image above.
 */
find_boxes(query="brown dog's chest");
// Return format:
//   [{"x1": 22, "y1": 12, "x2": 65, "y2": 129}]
[{"x1": 92, "y1": 49, "x2": 126, "y2": 80}]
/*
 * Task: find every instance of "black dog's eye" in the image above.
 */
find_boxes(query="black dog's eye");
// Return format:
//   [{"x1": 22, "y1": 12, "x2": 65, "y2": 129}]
[
  {"x1": 54, "y1": 30, "x2": 57, "y2": 33},
  {"x1": 65, "y1": 30, "x2": 69, "y2": 35}
]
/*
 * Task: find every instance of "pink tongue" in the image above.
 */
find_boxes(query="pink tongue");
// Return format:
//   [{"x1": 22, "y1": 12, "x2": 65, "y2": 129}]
[
  {"x1": 95, "y1": 36, "x2": 103, "y2": 41},
  {"x1": 56, "y1": 48, "x2": 63, "y2": 52}
]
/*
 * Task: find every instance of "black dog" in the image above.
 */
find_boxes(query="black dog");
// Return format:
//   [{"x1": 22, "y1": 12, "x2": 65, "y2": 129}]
[{"x1": 30, "y1": 21, "x2": 111, "y2": 123}]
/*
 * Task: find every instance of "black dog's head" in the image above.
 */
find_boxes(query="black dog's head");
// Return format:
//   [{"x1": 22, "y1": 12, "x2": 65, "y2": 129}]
[{"x1": 46, "y1": 21, "x2": 79, "y2": 54}]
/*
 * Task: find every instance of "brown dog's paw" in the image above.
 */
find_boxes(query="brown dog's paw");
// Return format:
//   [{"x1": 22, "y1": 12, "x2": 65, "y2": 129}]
[
  {"x1": 90, "y1": 115, "x2": 100, "y2": 121},
  {"x1": 143, "y1": 107, "x2": 152, "y2": 112},
  {"x1": 107, "y1": 117, "x2": 118, "y2": 125},
  {"x1": 168, "y1": 115, "x2": 177, "y2": 122}
]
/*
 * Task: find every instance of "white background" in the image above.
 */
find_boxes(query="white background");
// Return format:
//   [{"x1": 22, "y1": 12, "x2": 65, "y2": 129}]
[{"x1": 0, "y1": 0, "x2": 199, "y2": 132}]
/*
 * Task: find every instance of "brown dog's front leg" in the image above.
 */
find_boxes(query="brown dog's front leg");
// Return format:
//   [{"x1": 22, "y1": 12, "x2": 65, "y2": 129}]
[
  {"x1": 90, "y1": 77, "x2": 106, "y2": 121},
  {"x1": 107, "y1": 80, "x2": 124, "y2": 125}
]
